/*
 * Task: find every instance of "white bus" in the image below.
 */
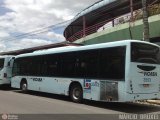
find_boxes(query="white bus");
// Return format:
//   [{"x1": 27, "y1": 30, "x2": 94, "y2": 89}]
[
  {"x1": 11, "y1": 40, "x2": 160, "y2": 102},
  {"x1": 0, "y1": 56, "x2": 14, "y2": 86}
]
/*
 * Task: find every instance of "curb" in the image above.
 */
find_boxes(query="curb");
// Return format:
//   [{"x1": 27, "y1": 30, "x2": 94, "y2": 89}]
[{"x1": 147, "y1": 100, "x2": 160, "y2": 105}]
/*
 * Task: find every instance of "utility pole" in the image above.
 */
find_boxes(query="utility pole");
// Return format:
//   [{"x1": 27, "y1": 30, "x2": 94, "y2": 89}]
[{"x1": 142, "y1": 0, "x2": 150, "y2": 41}]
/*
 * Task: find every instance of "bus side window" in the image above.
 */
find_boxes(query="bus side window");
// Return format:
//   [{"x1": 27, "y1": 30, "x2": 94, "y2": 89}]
[
  {"x1": 99, "y1": 46, "x2": 125, "y2": 80},
  {"x1": 12, "y1": 62, "x2": 19, "y2": 76},
  {"x1": 76, "y1": 50, "x2": 99, "y2": 78}
]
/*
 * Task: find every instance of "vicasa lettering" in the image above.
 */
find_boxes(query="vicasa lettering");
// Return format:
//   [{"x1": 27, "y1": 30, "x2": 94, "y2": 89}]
[
  {"x1": 139, "y1": 72, "x2": 157, "y2": 76},
  {"x1": 32, "y1": 78, "x2": 42, "y2": 82},
  {"x1": 144, "y1": 72, "x2": 157, "y2": 76}
]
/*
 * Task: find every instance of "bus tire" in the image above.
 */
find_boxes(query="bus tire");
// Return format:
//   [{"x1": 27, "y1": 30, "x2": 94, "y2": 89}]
[
  {"x1": 70, "y1": 83, "x2": 83, "y2": 103},
  {"x1": 20, "y1": 80, "x2": 27, "y2": 93}
]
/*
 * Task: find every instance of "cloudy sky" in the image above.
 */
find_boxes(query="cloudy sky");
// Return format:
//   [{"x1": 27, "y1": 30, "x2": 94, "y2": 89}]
[{"x1": 0, "y1": 0, "x2": 99, "y2": 52}]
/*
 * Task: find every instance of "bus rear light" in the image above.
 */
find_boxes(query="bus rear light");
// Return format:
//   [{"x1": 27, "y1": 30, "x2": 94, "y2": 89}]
[
  {"x1": 143, "y1": 84, "x2": 149, "y2": 88},
  {"x1": 4, "y1": 73, "x2": 7, "y2": 78}
]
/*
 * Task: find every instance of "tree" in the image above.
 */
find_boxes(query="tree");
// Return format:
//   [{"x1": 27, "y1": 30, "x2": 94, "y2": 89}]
[{"x1": 142, "y1": 0, "x2": 150, "y2": 41}]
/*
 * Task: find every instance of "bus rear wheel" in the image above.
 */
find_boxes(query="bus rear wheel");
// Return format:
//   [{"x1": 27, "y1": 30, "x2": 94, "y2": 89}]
[
  {"x1": 70, "y1": 84, "x2": 83, "y2": 103},
  {"x1": 20, "y1": 81, "x2": 27, "y2": 93}
]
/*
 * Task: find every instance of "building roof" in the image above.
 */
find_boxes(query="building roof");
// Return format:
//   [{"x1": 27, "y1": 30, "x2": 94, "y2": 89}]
[{"x1": 0, "y1": 41, "x2": 82, "y2": 55}]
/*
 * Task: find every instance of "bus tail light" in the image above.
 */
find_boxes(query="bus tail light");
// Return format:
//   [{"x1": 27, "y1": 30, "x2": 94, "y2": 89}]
[
  {"x1": 143, "y1": 84, "x2": 149, "y2": 88},
  {"x1": 4, "y1": 73, "x2": 7, "y2": 78}
]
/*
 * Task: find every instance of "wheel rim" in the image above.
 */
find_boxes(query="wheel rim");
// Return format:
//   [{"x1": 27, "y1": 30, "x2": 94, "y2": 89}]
[
  {"x1": 22, "y1": 83, "x2": 27, "y2": 91},
  {"x1": 72, "y1": 88, "x2": 81, "y2": 100}
]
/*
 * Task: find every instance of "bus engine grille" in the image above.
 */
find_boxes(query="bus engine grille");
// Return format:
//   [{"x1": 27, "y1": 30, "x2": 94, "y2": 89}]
[{"x1": 100, "y1": 81, "x2": 118, "y2": 101}]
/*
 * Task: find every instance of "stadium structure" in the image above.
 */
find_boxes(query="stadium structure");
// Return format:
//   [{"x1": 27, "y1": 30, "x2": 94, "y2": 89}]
[{"x1": 64, "y1": 0, "x2": 160, "y2": 45}]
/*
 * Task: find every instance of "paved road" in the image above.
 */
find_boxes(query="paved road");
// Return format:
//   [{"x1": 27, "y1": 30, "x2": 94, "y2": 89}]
[{"x1": 0, "y1": 87, "x2": 160, "y2": 119}]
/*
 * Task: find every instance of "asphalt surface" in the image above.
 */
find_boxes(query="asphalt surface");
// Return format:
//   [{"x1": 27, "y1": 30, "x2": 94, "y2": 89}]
[{"x1": 0, "y1": 86, "x2": 160, "y2": 120}]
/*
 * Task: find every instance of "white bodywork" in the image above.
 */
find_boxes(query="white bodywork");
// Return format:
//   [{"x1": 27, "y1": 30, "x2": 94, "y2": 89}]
[
  {"x1": 0, "y1": 56, "x2": 14, "y2": 85},
  {"x1": 11, "y1": 40, "x2": 160, "y2": 102}
]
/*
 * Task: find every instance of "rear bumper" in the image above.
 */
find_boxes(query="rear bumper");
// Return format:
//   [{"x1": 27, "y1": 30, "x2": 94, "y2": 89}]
[{"x1": 123, "y1": 92, "x2": 160, "y2": 102}]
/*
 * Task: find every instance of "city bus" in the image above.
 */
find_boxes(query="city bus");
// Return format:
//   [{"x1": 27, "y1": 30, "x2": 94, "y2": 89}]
[
  {"x1": 11, "y1": 40, "x2": 160, "y2": 102},
  {"x1": 0, "y1": 56, "x2": 14, "y2": 86}
]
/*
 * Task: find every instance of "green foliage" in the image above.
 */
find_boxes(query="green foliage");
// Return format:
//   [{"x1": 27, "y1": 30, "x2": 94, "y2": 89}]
[{"x1": 148, "y1": 4, "x2": 160, "y2": 16}]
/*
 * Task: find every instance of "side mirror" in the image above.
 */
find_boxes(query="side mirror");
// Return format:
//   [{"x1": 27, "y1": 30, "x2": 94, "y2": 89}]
[
  {"x1": 8, "y1": 57, "x2": 15, "y2": 66},
  {"x1": 8, "y1": 62, "x2": 10, "y2": 66}
]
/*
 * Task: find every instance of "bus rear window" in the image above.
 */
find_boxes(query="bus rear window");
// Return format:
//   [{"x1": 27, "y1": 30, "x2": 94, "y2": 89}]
[
  {"x1": 0, "y1": 58, "x2": 4, "y2": 70},
  {"x1": 131, "y1": 43, "x2": 160, "y2": 64}
]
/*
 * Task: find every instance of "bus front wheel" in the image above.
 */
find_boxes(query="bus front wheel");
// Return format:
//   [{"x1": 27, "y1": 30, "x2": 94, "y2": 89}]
[
  {"x1": 20, "y1": 81, "x2": 27, "y2": 93},
  {"x1": 70, "y1": 84, "x2": 83, "y2": 103}
]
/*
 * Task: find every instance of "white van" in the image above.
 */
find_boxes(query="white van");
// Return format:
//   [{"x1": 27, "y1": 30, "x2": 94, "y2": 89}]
[{"x1": 0, "y1": 56, "x2": 14, "y2": 86}]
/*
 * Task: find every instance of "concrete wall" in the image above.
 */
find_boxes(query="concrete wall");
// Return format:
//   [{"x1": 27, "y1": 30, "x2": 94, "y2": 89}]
[{"x1": 74, "y1": 14, "x2": 160, "y2": 45}]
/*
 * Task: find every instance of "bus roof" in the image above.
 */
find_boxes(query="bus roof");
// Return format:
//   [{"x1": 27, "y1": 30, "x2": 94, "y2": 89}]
[
  {"x1": 15, "y1": 40, "x2": 159, "y2": 59},
  {"x1": 0, "y1": 55, "x2": 14, "y2": 59},
  {"x1": 33, "y1": 46, "x2": 78, "y2": 54}
]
